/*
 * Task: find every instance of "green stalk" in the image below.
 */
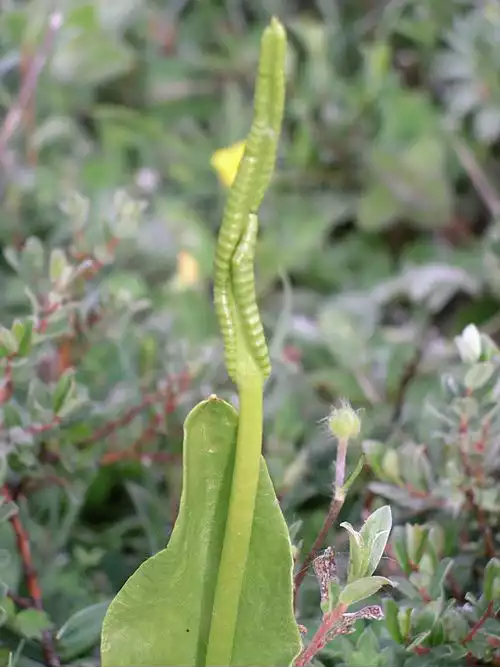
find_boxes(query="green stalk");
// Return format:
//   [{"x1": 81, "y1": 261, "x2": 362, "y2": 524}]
[
  {"x1": 206, "y1": 298, "x2": 264, "y2": 665},
  {"x1": 205, "y1": 372, "x2": 263, "y2": 665}
]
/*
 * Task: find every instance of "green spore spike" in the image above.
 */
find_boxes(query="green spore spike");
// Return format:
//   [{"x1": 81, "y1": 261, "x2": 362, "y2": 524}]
[
  {"x1": 214, "y1": 16, "x2": 285, "y2": 385},
  {"x1": 231, "y1": 214, "x2": 271, "y2": 378}
]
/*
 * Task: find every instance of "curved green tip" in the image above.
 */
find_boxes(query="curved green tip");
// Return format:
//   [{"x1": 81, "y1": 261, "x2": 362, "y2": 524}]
[{"x1": 269, "y1": 16, "x2": 285, "y2": 36}]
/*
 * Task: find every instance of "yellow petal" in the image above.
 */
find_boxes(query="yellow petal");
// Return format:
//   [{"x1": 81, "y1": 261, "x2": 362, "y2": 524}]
[
  {"x1": 176, "y1": 250, "x2": 199, "y2": 287},
  {"x1": 210, "y1": 140, "x2": 246, "y2": 188}
]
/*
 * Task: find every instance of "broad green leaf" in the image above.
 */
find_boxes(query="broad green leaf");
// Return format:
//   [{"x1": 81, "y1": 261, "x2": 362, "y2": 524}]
[
  {"x1": 464, "y1": 362, "x2": 495, "y2": 391},
  {"x1": 359, "y1": 138, "x2": 451, "y2": 230},
  {"x1": 359, "y1": 505, "x2": 392, "y2": 577},
  {"x1": 100, "y1": 397, "x2": 301, "y2": 666},
  {"x1": 401, "y1": 139, "x2": 450, "y2": 220},
  {"x1": 357, "y1": 184, "x2": 399, "y2": 231},
  {"x1": 57, "y1": 601, "x2": 110, "y2": 661},
  {"x1": 4, "y1": 246, "x2": 19, "y2": 271},
  {"x1": 427, "y1": 558, "x2": 454, "y2": 599},
  {"x1": 258, "y1": 194, "x2": 350, "y2": 288},
  {"x1": 354, "y1": 627, "x2": 380, "y2": 664},
  {"x1": 391, "y1": 576, "x2": 421, "y2": 600},
  {"x1": 21, "y1": 237, "x2": 44, "y2": 275},
  {"x1": 0, "y1": 501, "x2": 17, "y2": 523},
  {"x1": 0, "y1": 597, "x2": 15, "y2": 621},
  {"x1": 339, "y1": 576, "x2": 393, "y2": 606},
  {"x1": 51, "y1": 30, "x2": 135, "y2": 86},
  {"x1": 383, "y1": 598, "x2": 403, "y2": 643},
  {"x1": 15, "y1": 609, "x2": 52, "y2": 640},
  {"x1": 0, "y1": 550, "x2": 10, "y2": 569}
]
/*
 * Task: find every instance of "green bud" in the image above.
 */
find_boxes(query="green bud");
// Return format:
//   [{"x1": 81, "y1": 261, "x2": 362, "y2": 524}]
[{"x1": 328, "y1": 401, "x2": 361, "y2": 440}]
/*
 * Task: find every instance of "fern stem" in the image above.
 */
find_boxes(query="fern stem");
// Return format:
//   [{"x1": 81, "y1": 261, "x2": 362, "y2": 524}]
[{"x1": 205, "y1": 375, "x2": 263, "y2": 666}]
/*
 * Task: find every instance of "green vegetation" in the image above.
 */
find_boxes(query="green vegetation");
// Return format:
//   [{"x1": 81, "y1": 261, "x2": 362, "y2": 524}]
[{"x1": 0, "y1": 2, "x2": 499, "y2": 666}]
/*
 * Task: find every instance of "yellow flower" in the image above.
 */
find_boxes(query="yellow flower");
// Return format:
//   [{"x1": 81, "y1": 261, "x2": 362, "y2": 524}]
[
  {"x1": 210, "y1": 140, "x2": 246, "y2": 188},
  {"x1": 176, "y1": 250, "x2": 199, "y2": 287}
]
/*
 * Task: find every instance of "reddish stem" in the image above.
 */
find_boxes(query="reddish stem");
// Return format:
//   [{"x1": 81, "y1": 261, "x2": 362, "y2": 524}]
[
  {"x1": 78, "y1": 370, "x2": 189, "y2": 448},
  {"x1": 462, "y1": 601, "x2": 494, "y2": 645},
  {"x1": 294, "y1": 604, "x2": 348, "y2": 666},
  {"x1": 0, "y1": 360, "x2": 13, "y2": 404},
  {"x1": 1, "y1": 485, "x2": 60, "y2": 667},
  {"x1": 0, "y1": 13, "x2": 62, "y2": 162},
  {"x1": 293, "y1": 497, "x2": 343, "y2": 600},
  {"x1": 459, "y1": 413, "x2": 496, "y2": 559}
]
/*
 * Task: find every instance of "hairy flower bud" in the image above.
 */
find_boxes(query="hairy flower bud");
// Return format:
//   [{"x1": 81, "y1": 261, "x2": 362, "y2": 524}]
[{"x1": 328, "y1": 401, "x2": 361, "y2": 440}]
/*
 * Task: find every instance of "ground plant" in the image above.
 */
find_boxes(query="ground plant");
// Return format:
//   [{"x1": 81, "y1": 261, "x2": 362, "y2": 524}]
[{"x1": 0, "y1": 2, "x2": 499, "y2": 667}]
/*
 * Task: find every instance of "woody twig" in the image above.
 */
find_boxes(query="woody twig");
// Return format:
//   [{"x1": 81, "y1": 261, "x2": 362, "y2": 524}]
[
  {"x1": 0, "y1": 12, "x2": 63, "y2": 163},
  {"x1": 1, "y1": 484, "x2": 60, "y2": 667}
]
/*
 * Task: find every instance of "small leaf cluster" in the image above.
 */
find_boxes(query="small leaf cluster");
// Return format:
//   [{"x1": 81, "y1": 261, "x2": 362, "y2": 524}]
[
  {"x1": 309, "y1": 326, "x2": 500, "y2": 667},
  {"x1": 0, "y1": 188, "x2": 196, "y2": 666}
]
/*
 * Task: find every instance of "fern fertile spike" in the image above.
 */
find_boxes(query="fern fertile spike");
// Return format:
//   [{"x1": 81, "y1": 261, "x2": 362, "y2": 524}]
[
  {"x1": 231, "y1": 214, "x2": 271, "y2": 378},
  {"x1": 214, "y1": 16, "x2": 286, "y2": 384}
]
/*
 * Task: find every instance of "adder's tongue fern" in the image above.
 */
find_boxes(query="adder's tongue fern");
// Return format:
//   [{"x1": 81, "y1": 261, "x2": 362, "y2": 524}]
[
  {"x1": 213, "y1": 16, "x2": 286, "y2": 385},
  {"x1": 205, "y1": 17, "x2": 287, "y2": 667}
]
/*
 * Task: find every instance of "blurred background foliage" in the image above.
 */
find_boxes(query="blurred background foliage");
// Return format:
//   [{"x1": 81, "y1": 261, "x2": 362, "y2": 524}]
[{"x1": 1, "y1": 0, "x2": 500, "y2": 665}]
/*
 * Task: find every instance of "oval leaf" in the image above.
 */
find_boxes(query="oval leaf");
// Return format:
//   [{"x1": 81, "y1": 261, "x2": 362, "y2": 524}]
[
  {"x1": 339, "y1": 576, "x2": 393, "y2": 606},
  {"x1": 100, "y1": 397, "x2": 301, "y2": 666},
  {"x1": 464, "y1": 362, "x2": 495, "y2": 391},
  {"x1": 340, "y1": 522, "x2": 366, "y2": 583},
  {"x1": 57, "y1": 601, "x2": 110, "y2": 661},
  {"x1": 360, "y1": 505, "x2": 392, "y2": 576},
  {"x1": 383, "y1": 598, "x2": 403, "y2": 644}
]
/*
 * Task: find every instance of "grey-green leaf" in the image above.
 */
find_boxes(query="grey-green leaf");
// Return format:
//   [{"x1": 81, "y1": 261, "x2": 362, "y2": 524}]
[
  {"x1": 339, "y1": 576, "x2": 393, "y2": 606},
  {"x1": 464, "y1": 362, "x2": 495, "y2": 391},
  {"x1": 100, "y1": 397, "x2": 301, "y2": 666},
  {"x1": 15, "y1": 609, "x2": 52, "y2": 640},
  {"x1": 359, "y1": 505, "x2": 392, "y2": 576},
  {"x1": 57, "y1": 601, "x2": 110, "y2": 661},
  {"x1": 340, "y1": 522, "x2": 366, "y2": 583}
]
